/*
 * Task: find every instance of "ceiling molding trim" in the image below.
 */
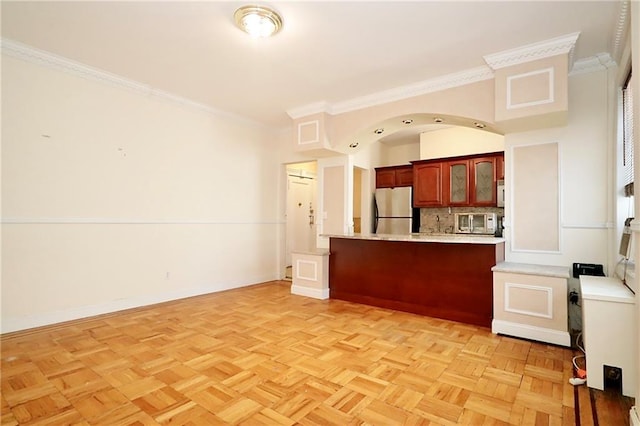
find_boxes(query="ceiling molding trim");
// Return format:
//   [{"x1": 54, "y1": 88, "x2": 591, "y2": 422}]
[
  {"x1": 286, "y1": 102, "x2": 332, "y2": 120},
  {"x1": 331, "y1": 66, "x2": 494, "y2": 115},
  {"x1": 483, "y1": 32, "x2": 581, "y2": 71},
  {"x1": 288, "y1": 66, "x2": 494, "y2": 119},
  {"x1": 0, "y1": 38, "x2": 267, "y2": 128},
  {"x1": 611, "y1": 0, "x2": 630, "y2": 63},
  {"x1": 569, "y1": 53, "x2": 617, "y2": 76}
]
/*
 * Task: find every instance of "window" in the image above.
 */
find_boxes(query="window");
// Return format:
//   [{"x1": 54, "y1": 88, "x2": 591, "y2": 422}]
[{"x1": 622, "y1": 71, "x2": 634, "y2": 196}]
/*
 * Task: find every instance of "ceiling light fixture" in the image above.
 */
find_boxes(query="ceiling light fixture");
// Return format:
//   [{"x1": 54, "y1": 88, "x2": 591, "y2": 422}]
[
  {"x1": 474, "y1": 122, "x2": 486, "y2": 129},
  {"x1": 402, "y1": 119, "x2": 413, "y2": 125},
  {"x1": 434, "y1": 117, "x2": 444, "y2": 123},
  {"x1": 234, "y1": 5, "x2": 283, "y2": 38},
  {"x1": 349, "y1": 142, "x2": 359, "y2": 148},
  {"x1": 374, "y1": 128, "x2": 385, "y2": 135}
]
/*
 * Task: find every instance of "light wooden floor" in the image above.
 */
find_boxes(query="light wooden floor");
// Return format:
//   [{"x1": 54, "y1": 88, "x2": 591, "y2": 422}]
[{"x1": 1, "y1": 281, "x2": 633, "y2": 425}]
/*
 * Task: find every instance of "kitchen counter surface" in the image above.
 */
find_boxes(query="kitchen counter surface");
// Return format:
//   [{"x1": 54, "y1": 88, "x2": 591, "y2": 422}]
[
  {"x1": 492, "y1": 261, "x2": 570, "y2": 278},
  {"x1": 324, "y1": 232, "x2": 505, "y2": 245}
]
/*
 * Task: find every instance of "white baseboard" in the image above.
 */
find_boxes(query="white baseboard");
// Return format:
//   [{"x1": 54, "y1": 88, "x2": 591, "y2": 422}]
[
  {"x1": 492, "y1": 319, "x2": 571, "y2": 347},
  {"x1": 1, "y1": 275, "x2": 276, "y2": 334},
  {"x1": 291, "y1": 285, "x2": 330, "y2": 300}
]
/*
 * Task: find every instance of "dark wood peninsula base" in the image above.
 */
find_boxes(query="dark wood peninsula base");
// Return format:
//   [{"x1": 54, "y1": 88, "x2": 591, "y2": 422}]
[{"x1": 329, "y1": 237, "x2": 505, "y2": 328}]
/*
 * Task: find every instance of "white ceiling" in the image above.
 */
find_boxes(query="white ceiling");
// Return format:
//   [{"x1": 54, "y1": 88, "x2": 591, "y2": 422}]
[{"x1": 1, "y1": 1, "x2": 625, "y2": 131}]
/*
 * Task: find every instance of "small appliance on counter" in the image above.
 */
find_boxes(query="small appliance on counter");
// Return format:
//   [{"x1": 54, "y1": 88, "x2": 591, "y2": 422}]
[{"x1": 454, "y1": 212, "x2": 497, "y2": 235}]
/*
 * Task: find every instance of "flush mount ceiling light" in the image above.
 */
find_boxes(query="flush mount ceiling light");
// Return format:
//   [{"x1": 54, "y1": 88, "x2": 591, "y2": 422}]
[
  {"x1": 234, "y1": 5, "x2": 283, "y2": 38},
  {"x1": 349, "y1": 142, "x2": 359, "y2": 148},
  {"x1": 474, "y1": 122, "x2": 486, "y2": 129},
  {"x1": 433, "y1": 117, "x2": 444, "y2": 123},
  {"x1": 402, "y1": 119, "x2": 413, "y2": 125},
  {"x1": 374, "y1": 128, "x2": 385, "y2": 135}
]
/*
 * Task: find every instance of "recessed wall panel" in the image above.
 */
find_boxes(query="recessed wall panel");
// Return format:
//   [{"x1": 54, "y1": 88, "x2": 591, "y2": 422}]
[
  {"x1": 298, "y1": 120, "x2": 320, "y2": 145},
  {"x1": 507, "y1": 68, "x2": 554, "y2": 109},
  {"x1": 512, "y1": 142, "x2": 559, "y2": 252}
]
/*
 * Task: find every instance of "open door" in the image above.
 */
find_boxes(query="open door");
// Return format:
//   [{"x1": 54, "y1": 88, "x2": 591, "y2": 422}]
[{"x1": 285, "y1": 162, "x2": 317, "y2": 277}]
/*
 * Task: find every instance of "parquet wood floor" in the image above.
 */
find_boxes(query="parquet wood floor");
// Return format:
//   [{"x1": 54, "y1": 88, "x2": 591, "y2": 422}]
[{"x1": 1, "y1": 281, "x2": 634, "y2": 425}]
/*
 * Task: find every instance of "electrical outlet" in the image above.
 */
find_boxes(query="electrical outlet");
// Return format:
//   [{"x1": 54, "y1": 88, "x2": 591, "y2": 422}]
[{"x1": 569, "y1": 290, "x2": 579, "y2": 304}]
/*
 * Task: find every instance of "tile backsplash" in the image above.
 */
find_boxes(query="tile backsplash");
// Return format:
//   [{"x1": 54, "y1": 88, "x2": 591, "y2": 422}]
[{"x1": 420, "y1": 207, "x2": 504, "y2": 234}]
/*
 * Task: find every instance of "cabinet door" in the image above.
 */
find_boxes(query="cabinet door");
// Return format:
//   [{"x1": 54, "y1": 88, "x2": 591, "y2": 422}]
[
  {"x1": 413, "y1": 163, "x2": 443, "y2": 207},
  {"x1": 445, "y1": 160, "x2": 470, "y2": 206},
  {"x1": 395, "y1": 166, "x2": 414, "y2": 186},
  {"x1": 496, "y1": 154, "x2": 505, "y2": 180},
  {"x1": 375, "y1": 169, "x2": 396, "y2": 188},
  {"x1": 471, "y1": 157, "x2": 496, "y2": 205}
]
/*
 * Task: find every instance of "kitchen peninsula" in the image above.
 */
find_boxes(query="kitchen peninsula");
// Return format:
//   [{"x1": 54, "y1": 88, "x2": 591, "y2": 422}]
[{"x1": 327, "y1": 233, "x2": 505, "y2": 328}]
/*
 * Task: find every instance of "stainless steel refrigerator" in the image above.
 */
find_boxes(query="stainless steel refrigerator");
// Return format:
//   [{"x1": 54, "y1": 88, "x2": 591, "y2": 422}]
[{"x1": 373, "y1": 187, "x2": 419, "y2": 234}]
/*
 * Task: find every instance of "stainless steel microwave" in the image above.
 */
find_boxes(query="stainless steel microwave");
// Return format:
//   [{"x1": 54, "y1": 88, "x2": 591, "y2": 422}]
[{"x1": 454, "y1": 213, "x2": 497, "y2": 235}]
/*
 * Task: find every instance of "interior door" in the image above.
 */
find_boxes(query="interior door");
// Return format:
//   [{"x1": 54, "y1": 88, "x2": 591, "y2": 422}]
[{"x1": 286, "y1": 175, "x2": 315, "y2": 266}]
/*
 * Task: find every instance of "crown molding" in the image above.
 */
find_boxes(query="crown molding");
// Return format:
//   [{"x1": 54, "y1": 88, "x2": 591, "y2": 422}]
[
  {"x1": 0, "y1": 38, "x2": 266, "y2": 128},
  {"x1": 287, "y1": 65, "x2": 494, "y2": 119},
  {"x1": 332, "y1": 66, "x2": 494, "y2": 115},
  {"x1": 286, "y1": 102, "x2": 332, "y2": 120},
  {"x1": 611, "y1": 0, "x2": 630, "y2": 63},
  {"x1": 569, "y1": 53, "x2": 617, "y2": 76},
  {"x1": 483, "y1": 32, "x2": 580, "y2": 70}
]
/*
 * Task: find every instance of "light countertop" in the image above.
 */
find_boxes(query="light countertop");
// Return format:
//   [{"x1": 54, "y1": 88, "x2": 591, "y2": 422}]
[
  {"x1": 323, "y1": 233, "x2": 505, "y2": 245},
  {"x1": 492, "y1": 262, "x2": 570, "y2": 278},
  {"x1": 580, "y1": 275, "x2": 636, "y2": 303}
]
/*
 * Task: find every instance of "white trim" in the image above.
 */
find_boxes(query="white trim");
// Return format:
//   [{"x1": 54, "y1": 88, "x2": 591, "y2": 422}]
[
  {"x1": 561, "y1": 222, "x2": 613, "y2": 229},
  {"x1": 287, "y1": 102, "x2": 331, "y2": 120},
  {"x1": 295, "y1": 259, "x2": 318, "y2": 281},
  {"x1": 504, "y1": 282, "x2": 553, "y2": 319},
  {"x1": 0, "y1": 38, "x2": 265, "y2": 128},
  {"x1": 287, "y1": 66, "x2": 494, "y2": 118},
  {"x1": 506, "y1": 68, "x2": 554, "y2": 110},
  {"x1": 1, "y1": 218, "x2": 282, "y2": 225},
  {"x1": 492, "y1": 319, "x2": 571, "y2": 347},
  {"x1": 297, "y1": 120, "x2": 320, "y2": 145},
  {"x1": 1, "y1": 278, "x2": 275, "y2": 334},
  {"x1": 483, "y1": 32, "x2": 580, "y2": 70},
  {"x1": 290, "y1": 285, "x2": 329, "y2": 300},
  {"x1": 570, "y1": 53, "x2": 617, "y2": 76},
  {"x1": 331, "y1": 66, "x2": 494, "y2": 115},
  {"x1": 612, "y1": 0, "x2": 630, "y2": 63}
]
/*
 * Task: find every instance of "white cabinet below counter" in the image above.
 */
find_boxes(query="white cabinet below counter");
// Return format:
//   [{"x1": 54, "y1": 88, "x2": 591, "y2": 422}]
[
  {"x1": 492, "y1": 262, "x2": 571, "y2": 347},
  {"x1": 580, "y1": 276, "x2": 636, "y2": 397},
  {"x1": 290, "y1": 249, "x2": 330, "y2": 300}
]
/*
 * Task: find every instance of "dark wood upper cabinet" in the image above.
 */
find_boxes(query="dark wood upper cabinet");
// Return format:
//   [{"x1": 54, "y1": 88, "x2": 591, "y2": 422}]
[
  {"x1": 470, "y1": 156, "x2": 497, "y2": 206},
  {"x1": 395, "y1": 167, "x2": 414, "y2": 186},
  {"x1": 375, "y1": 165, "x2": 413, "y2": 188},
  {"x1": 444, "y1": 159, "x2": 470, "y2": 206},
  {"x1": 413, "y1": 152, "x2": 503, "y2": 207},
  {"x1": 497, "y1": 155, "x2": 505, "y2": 180},
  {"x1": 412, "y1": 162, "x2": 443, "y2": 207}
]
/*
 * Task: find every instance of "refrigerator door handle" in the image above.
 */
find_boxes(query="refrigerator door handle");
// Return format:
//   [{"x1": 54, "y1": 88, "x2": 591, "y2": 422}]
[{"x1": 373, "y1": 196, "x2": 379, "y2": 233}]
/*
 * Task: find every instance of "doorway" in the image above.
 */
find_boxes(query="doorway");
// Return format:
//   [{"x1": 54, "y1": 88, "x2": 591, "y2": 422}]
[{"x1": 285, "y1": 161, "x2": 317, "y2": 279}]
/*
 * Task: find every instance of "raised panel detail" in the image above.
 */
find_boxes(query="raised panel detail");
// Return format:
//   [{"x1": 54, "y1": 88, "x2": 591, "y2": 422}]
[
  {"x1": 413, "y1": 162, "x2": 443, "y2": 207},
  {"x1": 504, "y1": 282, "x2": 552, "y2": 319},
  {"x1": 296, "y1": 259, "x2": 318, "y2": 281},
  {"x1": 512, "y1": 142, "x2": 559, "y2": 252},
  {"x1": 298, "y1": 120, "x2": 320, "y2": 145},
  {"x1": 507, "y1": 68, "x2": 554, "y2": 109}
]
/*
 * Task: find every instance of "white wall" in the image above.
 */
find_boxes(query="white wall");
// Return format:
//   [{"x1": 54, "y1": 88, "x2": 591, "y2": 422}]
[
  {"x1": 1, "y1": 55, "x2": 281, "y2": 332},
  {"x1": 420, "y1": 126, "x2": 505, "y2": 159},
  {"x1": 504, "y1": 68, "x2": 612, "y2": 269},
  {"x1": 379, "y1": 141, "x2": 420, "y2": 166}
]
